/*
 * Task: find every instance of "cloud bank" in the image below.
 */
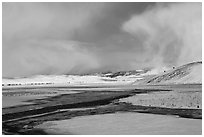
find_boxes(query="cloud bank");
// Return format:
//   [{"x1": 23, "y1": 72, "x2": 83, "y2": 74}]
[
  {"x1": 3, "y1": 3, "x2": 106, "y2": 77},
  {"x1": 3, "y1": 3, "x2": 201, "y2": 77},
  {"x1": 123, "y1": 3, "x2": 202, "y2": 68}
]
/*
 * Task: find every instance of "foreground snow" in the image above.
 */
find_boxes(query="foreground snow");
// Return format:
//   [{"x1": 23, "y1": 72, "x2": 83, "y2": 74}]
[{"x1": 36, "y1": 112, "x2": 201, "y2": 135}]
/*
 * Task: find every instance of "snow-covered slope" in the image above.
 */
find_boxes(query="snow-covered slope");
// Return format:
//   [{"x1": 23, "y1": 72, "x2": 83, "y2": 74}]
[
  {"x1": 133, "y1": 61, "x2": 202, "y2": 85},
  {"x1": 2, "y1": 75, "x2": 115, "y2": 86},
  {"x1": 2, "y1": 70, "x2": 147, "y2": 87},
  {"x1": 100, "y1": 70, "x2": 148, "y2": 78},
  {"x1": 2, "y1": 61, "x2": 202, "y2": 87}
]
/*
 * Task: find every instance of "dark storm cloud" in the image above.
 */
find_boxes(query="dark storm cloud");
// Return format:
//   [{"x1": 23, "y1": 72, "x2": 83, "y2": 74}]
[
  {"x1": 71, "y1": 3, "x2": 154, "y2": 43},
  {"x1": 2, "y1": 2, "x2": 201, "y2": 78}
]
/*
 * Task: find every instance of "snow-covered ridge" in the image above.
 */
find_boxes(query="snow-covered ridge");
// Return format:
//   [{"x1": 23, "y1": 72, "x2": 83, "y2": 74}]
[
  {"x1": 2, "y1": 61, "x2": 202, "y2": 87},
  {"x1": 2, "y1": 70, "x2": 148, "y2": 87},
  {"x1": 133, "y1": 61, "x2": 202, "y2": 85}
]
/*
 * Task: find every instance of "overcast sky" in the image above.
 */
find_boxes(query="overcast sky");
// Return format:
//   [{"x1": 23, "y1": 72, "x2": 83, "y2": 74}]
[{"x1": 3, "y1": 2, "x2": 202, "y2": 78}]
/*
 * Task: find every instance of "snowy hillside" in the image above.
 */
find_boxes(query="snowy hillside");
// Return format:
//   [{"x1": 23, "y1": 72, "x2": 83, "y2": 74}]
[
  {"x1": 133, "y1": 61, "x2": 202, "y2": 85},
  {"x1": 2, "y1": 70, "x2": 148, "y2": 87},
  {"x1": 2, "y1": 61, "x2": 202, "y2": 87}
]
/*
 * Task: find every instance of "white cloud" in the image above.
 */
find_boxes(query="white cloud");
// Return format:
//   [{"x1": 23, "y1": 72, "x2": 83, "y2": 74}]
[{"x1": 122, "y1": 3, "x2": 202, "y2": 68}]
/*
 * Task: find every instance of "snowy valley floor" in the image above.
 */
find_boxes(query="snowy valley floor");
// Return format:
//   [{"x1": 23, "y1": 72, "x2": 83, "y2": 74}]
[{"x1": 2, "y1": 84, "x2": 202, "y2": 135}]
